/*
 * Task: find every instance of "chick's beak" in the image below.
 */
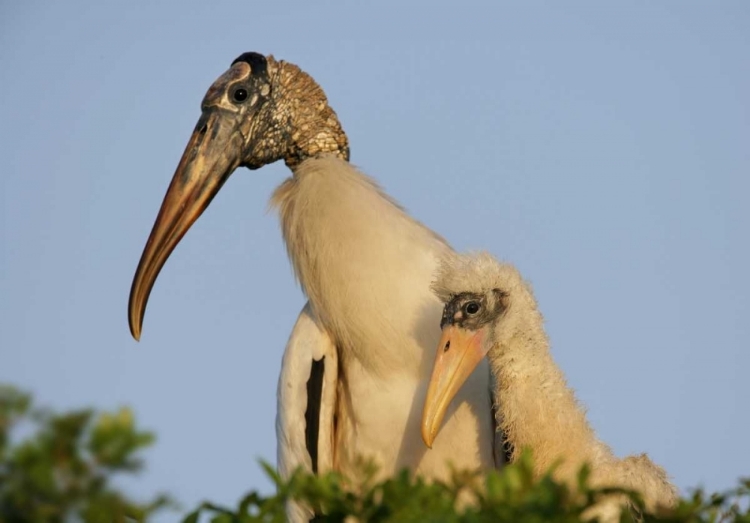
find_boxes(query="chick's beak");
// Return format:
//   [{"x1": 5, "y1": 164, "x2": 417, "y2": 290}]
[{"x1": 421, "y1": 325, "x2": 487, "y2": 448}]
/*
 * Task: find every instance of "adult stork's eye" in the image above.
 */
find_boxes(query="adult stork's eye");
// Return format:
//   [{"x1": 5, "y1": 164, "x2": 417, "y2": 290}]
[
  {"x1": 464, "y1": 302, "x2": 481, "y2": 315},
  {"x1": 232, "y1": 87, "x2": 249, "y2": 103}
]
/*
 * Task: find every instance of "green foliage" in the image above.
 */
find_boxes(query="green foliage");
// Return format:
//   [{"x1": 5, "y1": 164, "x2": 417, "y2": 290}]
[
  {"x1": 3, "y1": 384, "x2": 749, "y2": 523},
  {"x1": 185, "y1": 454, "x2": 750, "y2": 523},
  {"x1": 0, "y1": 384, "x2": 172, "y2": 523}
]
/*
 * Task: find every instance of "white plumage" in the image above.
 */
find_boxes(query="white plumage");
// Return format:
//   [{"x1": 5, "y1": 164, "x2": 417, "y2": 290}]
[
  {"x1": 272, "y1": 158, "x2": 498, "y2": 493},
  {"x1": 127, "y1": 54, "x2": 501, "y2": 523}
]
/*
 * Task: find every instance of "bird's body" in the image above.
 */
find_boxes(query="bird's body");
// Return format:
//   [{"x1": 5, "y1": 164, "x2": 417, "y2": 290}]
[
  {"x1": 273, "y1": 157, "x2": 495, "y2": 484},
  {"x1": 127, "y1": 53, "x2": 499, "y2": 522},
  {"x1": 423, "y1": 252, "x2": 678, "y2": 520}
]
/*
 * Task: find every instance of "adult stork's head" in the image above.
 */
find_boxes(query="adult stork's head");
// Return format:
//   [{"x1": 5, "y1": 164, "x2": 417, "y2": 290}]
[{"x1": 128, "y1": 52, "x2": 349, "y2": 340}]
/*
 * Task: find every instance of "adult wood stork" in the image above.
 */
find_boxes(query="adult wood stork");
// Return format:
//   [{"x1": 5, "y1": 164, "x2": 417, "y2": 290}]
[
  {"x1": 128, "y1": 53, "x2": 501, "y2": 521},
  {"x1": 422, "y1": 252, "x2": 677, "y2": 520}
]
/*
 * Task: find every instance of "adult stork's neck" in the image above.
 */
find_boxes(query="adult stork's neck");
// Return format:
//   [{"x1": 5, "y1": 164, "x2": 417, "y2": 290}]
[
  {"x1": 268, "y1": 59, "x2": 350, "y2": 169},
  {"x1": 272, "y1": 155, "x2": 450, "y2": 374},
  {"x1": 489, "y1": 290, "x2": 607, "y2": 476}
]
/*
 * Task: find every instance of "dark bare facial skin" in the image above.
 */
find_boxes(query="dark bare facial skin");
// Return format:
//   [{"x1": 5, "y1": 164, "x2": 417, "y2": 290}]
[{"x1": 440, "y1": 290, "x2": 507, "y2": 331}]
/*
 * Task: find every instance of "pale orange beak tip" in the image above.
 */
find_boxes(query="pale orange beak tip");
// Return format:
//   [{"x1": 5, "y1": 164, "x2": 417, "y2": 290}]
[{"x1": 421, "y1": 423, "x2": 435, "y2": 449}]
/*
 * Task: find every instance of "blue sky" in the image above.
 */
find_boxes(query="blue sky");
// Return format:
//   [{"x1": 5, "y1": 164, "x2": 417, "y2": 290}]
[{"x1": 1, "y1": 0, "x2": 748, "y2": 517}]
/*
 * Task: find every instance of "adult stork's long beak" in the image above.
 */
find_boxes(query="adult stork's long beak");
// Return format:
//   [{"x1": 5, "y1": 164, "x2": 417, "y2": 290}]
[
  {"x1": 127, "y1": 57, "x2": 275, "y2": 341},
  {"x1": 128, "y1": 106, "x2": 245, "y2": 341},
  {"x1": 421, "y1": 326, "x2": 488, "y2": 448}
]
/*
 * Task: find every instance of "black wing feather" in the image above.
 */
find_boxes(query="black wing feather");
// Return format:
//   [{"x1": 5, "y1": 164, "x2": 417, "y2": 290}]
[{"x1": 304, "y1": 356, "x2": 325, "y2": 474}]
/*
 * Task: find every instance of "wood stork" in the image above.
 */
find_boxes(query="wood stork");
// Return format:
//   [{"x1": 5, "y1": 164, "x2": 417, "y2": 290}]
[
  {"x1": 422, "y1": 251, "x2": 677, "y2": 520},
  {"x1": 128, "y1": 53, "x2": 501, "y2": 521}
]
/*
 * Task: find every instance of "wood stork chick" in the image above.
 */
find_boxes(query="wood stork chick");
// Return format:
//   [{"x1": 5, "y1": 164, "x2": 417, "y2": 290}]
[{"x1": 422, "y1": 252, "x2": 678, "y2": 519}]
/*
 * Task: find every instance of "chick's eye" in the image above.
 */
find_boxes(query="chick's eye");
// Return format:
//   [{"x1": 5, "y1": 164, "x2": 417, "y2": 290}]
[
  {"x1": 232, "y1": 87, "x2": 248, "y2": 102},
  {"x1": 464, "y1": 302, "x2": 480, "y2": 315}
]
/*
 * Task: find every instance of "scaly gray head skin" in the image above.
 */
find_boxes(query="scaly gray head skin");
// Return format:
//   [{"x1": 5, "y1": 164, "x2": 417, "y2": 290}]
[
  {"x1": 128, "y1": 52, "x2": 349, "y2": 340},
  {"x1": 438, "y1": 290, "x2": 507, "y2": 332}
]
